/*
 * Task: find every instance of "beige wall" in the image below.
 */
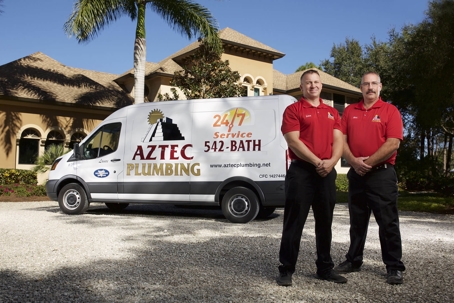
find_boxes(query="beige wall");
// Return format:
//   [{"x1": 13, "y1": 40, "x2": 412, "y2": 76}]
[
  {"x1": 146, "y1": 76, "x2": 186, "y2": 102},
  {"x1": 222, "y1": 53, "x2": 274, "y2": 96},
  {"x1": 0, "y1": 101, "x2": 110, "y2": 170}
]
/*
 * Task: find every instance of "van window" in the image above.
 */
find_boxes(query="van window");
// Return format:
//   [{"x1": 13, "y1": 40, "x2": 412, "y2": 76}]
[{"x1": 83, "y1": 122, "x2": 121, "y2": 159}]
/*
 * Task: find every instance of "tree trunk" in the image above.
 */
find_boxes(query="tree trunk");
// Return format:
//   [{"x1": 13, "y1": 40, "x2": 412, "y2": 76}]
[
  {"x1": 133, "y1": 1, "x2": 147, "y2": 104},
  {"x1": 420, "y1": 129, "x2": 425, "y2": 159},
  {"x1": 447, "y1": 134, "x2": 453, "y2": 175}
]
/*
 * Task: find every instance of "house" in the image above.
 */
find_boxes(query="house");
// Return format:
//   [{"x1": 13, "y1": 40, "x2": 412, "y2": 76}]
[{"x1": 0, "y1": 27, "x2": 361, "y2": 175}]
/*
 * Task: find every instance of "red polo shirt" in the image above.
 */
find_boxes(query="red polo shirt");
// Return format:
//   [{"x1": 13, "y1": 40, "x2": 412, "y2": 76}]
[
  {"x1": 341, "y1": 98, "x2": 403, "y2": 165},
  {"x1": 282, "y1": 97, "x2": 341, "y2": 160}
]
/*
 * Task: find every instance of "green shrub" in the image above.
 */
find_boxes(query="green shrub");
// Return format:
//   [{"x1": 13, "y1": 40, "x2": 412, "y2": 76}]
[
  {"x1": 336, "y1": 174, "x2": 349, "y2": 192},
  {"x1": 0, "y1": 184, "x2": 46, "y2": 197},
  {"x1": 432, "y1": 175, "x2": 454, "y2": 197},
  {"x1": 33, "y1": 144, "x2": 67, "y2": 173},
  {"x1": 0, "y1": 169, "x2": 37, "y2": 185}
]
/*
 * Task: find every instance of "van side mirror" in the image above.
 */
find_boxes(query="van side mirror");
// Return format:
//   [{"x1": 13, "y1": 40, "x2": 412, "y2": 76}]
[{"x1": 73, "y1": 143, "x2": 83, "y2": 159}]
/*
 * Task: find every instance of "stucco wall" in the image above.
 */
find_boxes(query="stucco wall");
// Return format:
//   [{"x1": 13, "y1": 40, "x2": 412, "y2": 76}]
[{"x1": 0, "y1": 102, "x2": 108, "y2": 170}]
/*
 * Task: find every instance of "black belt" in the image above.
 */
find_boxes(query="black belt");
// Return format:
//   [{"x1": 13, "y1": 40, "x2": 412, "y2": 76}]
[
  {"x1": 291, "y1": 159, "x2": 313, "y2": 168},
  {"x1": 372, "y1": 163, "x2": 393, "y2": 170}
]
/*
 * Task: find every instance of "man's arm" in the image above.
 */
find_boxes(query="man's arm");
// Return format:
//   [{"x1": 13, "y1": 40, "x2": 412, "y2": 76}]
[
  {"x1": 343, "y1": 134, "x2": 372, "y2": 176},
  {"x1": 316, "y1": 129, "x2": 343, "y2": 177},
  {"x1": 283, "y1": 131, "x2": 321, "y2": 166},
  {"x1": 363, "y1": 138, "x2": 401, "y2": 167}
]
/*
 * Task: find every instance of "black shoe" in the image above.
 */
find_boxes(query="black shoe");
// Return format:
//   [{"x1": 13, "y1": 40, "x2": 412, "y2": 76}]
[
  {"x1": 317, "y1": 270, "x2": 348, "y2": 284},
  {"x1": 386, "y1": 270, "x2": 403, "y2": 285},
  {"x1": 277, "y1": 271, "x2": 292, "y2": 286},
  {"x1": 334, "y1": 260, "x2": 361, "y2": 273}
]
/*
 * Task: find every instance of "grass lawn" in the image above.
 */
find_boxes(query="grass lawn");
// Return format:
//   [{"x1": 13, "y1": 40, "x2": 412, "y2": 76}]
[{"x1": 337, "y1": 191, "x2": 454, "y2": 214}]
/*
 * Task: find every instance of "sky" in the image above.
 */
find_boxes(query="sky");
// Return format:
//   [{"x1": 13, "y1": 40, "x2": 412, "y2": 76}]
[{"x1": 0, "y1": 0, "x2": 430, "y2": 76}]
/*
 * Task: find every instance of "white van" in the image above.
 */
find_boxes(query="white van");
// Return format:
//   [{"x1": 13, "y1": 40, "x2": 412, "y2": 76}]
[{"x1": 46, "y1": 95, "x2": 296, "y2": 223}]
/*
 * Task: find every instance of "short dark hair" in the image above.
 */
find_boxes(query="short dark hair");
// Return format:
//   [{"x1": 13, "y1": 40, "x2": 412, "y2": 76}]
[{"x1": 300, "y1": 69, "x2": 320, "y2": 82}]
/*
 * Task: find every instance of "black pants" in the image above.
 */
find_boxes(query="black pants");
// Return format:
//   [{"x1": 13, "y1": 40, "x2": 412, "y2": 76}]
[
  {"x1": 279, "y1": 160, "x2": 336, "y2": 276},
  {"x1": 345, "y1": 166, "x2": 405, "y2": 271}
]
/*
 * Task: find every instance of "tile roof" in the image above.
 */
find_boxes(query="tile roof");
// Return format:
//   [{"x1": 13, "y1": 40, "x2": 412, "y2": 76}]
[
  {"x1": 218, "y1": 27, "x2": 284, "y2": 57},
  {"x1": 274, "y1": 68, "x2": 361, "y2": 94},
  {"x1": 0, "y1": 52, "x2": 133, "y2": 108},
  {"x1": 117, "y1": 27, "x2": 285, "y2": 79},
  {"x1": 0, "y1": 27, "x2": 360, "y2": 107}
]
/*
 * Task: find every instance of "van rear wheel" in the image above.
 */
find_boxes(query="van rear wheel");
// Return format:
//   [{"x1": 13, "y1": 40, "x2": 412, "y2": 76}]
[
  {"x1": 105, "y1": 203, "x2": 129, "y2": 211},
  {"x1": 58, "y1": 183, "x2": 89, "y2": 215},
  {"x1": 222, "y1": 187, "x2": 259, "y2": 223}
]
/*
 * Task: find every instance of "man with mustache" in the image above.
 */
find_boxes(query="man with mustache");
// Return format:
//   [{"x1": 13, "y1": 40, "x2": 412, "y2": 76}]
[{"x1": 335, "y1": 72, "x2": 406, "y2": 284}]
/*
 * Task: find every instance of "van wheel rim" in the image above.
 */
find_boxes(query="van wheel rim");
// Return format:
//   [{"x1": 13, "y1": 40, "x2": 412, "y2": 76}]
[
  {"x1": 63, "y1": 190, "x2": 81, "y2": 210},
  {"x1": 229, "y1": 195, "x2": 249, "y2": 216}
]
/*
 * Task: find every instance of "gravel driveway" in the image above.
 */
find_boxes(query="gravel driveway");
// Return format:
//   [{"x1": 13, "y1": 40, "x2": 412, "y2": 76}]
[{"x1": 1, "y1": 201, "x2": 453, "y2": 303}]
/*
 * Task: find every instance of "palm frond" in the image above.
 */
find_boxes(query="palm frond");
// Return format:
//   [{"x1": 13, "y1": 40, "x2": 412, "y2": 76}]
[
  {"x1": 150, "y1": 0, "x2": 222, "y2": 52},
  {"x1": 64, "y1": 0, "x2": 136, "y2": 42}
]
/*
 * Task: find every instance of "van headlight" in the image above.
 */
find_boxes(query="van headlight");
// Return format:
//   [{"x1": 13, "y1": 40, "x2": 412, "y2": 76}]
[{"x1": 51, "y1": 158, "x2": 62, "y2": 171}]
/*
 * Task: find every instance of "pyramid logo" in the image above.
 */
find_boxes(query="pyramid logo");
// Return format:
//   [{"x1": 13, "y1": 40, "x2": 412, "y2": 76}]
[{"x1": 142, "y1": 109, "x2": 185, "y2": 142}]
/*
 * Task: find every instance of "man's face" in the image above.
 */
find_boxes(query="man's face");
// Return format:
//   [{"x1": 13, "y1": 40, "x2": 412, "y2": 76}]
[
  {"x1": 360, "y1": 73, "x2": 382, "y2": 101},
  {"x1": 300, "y1": 73, "x2": 322, "y2": 99}
]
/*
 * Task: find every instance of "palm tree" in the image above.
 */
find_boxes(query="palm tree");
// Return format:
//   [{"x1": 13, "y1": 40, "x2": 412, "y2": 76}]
[{"x1": 64, "y1": 0, "x2": 222, "y2": 104}]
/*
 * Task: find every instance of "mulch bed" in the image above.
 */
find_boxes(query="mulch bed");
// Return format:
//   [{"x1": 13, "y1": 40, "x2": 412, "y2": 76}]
[{"x1": 0, "y1": 195, "x2": 52, "y2": 202}]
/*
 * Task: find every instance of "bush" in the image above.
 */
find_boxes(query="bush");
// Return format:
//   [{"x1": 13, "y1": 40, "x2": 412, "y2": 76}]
[
  {"x1": 0, "y1": 184, "x2": 46, "y2": 197},
  {"x1": 432, "y1": 175, "x2": 454, "y2": 197},
  {"x1": 336, "y1": 174, "x2": 349, "y2": 192},
  {"x1": 0, "y1": 169, "x2": 37, "y2": 185},
  {"x1": 33, "y1": 144, "x2": 67, "y2": 173}
]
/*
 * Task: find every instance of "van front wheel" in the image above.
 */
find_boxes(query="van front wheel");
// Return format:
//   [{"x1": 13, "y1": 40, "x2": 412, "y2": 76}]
[
  {"x1": 222, "y1": 187, "x2": 259, "y2": 223},
  {"x1": 58, "y1": 183, "x2": 89, "y2": 215}
]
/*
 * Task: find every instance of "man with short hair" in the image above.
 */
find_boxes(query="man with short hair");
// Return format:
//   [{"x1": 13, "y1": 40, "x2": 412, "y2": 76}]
[
  {"x1": 335, "y1": 72, "x2": 406, "y2": 285},
  {"x1": 277, "y1": 69, "x2": 346, "y2": 286}
]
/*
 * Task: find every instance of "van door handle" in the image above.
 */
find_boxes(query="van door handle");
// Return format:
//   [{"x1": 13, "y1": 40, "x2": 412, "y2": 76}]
[{"x1": 111, "y1": 159, "x2": 121, "y2": 162}]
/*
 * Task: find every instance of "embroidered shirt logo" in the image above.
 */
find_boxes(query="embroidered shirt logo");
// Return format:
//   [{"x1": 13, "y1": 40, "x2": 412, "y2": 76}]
[
  {"x1": 352, "y1": 116, "x2": 359, "y2": 119},
  {"x1": 372, "y1": 115, "x2": 381, "y2": 122},
  {"x1": 328, "y1": 112, "x2": 334, "y2": 120},
  {"x1": 305, "y1": 114, "x2": 312, "y2": 118}
]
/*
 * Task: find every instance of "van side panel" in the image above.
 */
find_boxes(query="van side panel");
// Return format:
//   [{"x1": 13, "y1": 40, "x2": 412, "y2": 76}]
[{"x1": 47, "y1": 95, "x2": 297, "y2": 210}]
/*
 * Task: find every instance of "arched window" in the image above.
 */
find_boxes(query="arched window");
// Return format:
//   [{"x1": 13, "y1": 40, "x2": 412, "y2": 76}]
[
  {"x1": 242, "y1": 77, "x2": 253, "y2": 97},
  {"x1": 19, "y1": 128, "x2": 41, "y2": 164},
  {"x1": 254, "y1": 79, "x2": 266, "y2": 96},
  {"x1": 45, "y1": 130, "x2": 65, "y2": 150},
  {"x1": 69, "y1": 132, "x2": 86, "y2": 149}
]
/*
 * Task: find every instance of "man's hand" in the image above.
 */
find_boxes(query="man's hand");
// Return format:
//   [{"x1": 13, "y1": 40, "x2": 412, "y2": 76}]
[
  {"x1": 316, "y1": 158, "x2": 336, "y2": 177},
  {"x1": 350, "y1": 156, "x2": 372, "y2": 176}
]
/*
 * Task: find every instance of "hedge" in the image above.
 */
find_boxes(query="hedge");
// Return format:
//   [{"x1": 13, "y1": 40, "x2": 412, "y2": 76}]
[{"x1": 0, "y1": 169, "x2": 38, "y2": 185}]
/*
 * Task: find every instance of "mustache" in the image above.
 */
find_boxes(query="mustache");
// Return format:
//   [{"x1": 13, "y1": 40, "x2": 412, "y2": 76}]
[{"x1": 367, "y1": 89, "x2": 376, "y2": 94}]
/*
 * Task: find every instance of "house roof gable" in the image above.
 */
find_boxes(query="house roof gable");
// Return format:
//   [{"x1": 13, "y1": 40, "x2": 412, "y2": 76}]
[{"x1": 0, "y1": 52, "x2": 133, "y2": 108}]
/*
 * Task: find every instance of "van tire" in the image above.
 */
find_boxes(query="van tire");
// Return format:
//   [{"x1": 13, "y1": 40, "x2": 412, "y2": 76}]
[
  {"x1": 58, "y1": 183, "x2": 89, "y2": 215},
  {"x1": 222, "y1": 187, "x2": 259, "y2": 223},
  {"x1": 257, "y1": 207, "x2": 276, "y2": 219},
  {"x1": 105, "y1": 203, "x2": 129, "y2": 211}
]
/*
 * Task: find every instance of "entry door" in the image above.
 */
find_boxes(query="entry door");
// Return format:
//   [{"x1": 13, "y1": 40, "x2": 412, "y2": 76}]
[{"x1": 75, "y1": 119, "x2": 125, "y2": 201}]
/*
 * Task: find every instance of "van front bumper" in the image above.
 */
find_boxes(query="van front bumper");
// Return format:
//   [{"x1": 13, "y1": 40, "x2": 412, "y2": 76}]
[{"x1": 45, "y1": 180, "x2": 58, "y2": 201}]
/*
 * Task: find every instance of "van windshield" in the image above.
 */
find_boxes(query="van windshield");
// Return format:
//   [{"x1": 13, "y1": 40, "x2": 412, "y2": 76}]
[{"x1": 82, "y1": 122, "x2": 121, "y2": 159}]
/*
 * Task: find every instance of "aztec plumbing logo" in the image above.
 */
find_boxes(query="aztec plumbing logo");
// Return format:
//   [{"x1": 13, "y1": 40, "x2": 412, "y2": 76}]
[{"x1": 127, "y1": 109, "x2": 200, "y2": 177}]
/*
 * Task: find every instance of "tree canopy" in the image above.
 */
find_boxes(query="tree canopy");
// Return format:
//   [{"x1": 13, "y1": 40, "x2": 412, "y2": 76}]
[
  {"x1": 321, "y1": 38, "x2": 365, "y2": 87},
  {"x1": 295, "y1": 62, "x2": 321, "y2": 72},
  {"x1": 320, "y1": 0, "x2": 454, "y2": 191},
  {"x1": 159, "y1": 39, "x2": 243, "y2": 100}
]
